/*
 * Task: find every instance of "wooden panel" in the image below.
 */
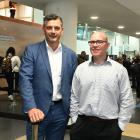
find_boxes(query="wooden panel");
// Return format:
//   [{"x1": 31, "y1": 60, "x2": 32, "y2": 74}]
[{"x1": 123, "y1": 123, "x2": 140, "y2": 138}]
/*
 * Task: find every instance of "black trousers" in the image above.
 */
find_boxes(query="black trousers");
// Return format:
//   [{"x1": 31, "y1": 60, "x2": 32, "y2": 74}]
[
  {"x1": 10, "y1": 9, "x2": 15, "y2": 18},
  {"x1": 5, "y1": 72, "x2": 14, "y2": 96},
  {"x1": 136, "y1": 77, "x2": 140, "y2": 98},
  {"x1": 70, "y1": 115, "x2": 122, "y2": 140},
  {"x1": 13, "y1": 72, "x2": 19, "y2": 92}
]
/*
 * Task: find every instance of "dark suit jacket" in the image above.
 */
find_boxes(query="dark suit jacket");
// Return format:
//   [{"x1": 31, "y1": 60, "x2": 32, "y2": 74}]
[{"x1": 19, "y1": 40, "x2": 77, "y2": 116}]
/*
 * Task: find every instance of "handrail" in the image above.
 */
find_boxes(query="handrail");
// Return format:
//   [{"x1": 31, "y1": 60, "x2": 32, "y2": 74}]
[{"x1": 32, "y1": 123, "x2": 39, "y2": 140}]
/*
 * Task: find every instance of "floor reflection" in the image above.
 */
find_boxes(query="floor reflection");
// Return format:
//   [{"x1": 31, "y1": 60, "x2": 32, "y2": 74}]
[{"x1": 0, "y1": 89, "x2": 140, "y2": 140}]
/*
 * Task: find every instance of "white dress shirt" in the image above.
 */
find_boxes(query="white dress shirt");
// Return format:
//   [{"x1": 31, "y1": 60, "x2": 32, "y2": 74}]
[
  {"x1": 11, "y1": 55, "x2": 21, "y2": 72},
  {"x1": 70, "y1": 57, "x2": 134, "y2": 131},
  {"x1": 46, "y1": 41, "x2": 62, "y2": 101}
]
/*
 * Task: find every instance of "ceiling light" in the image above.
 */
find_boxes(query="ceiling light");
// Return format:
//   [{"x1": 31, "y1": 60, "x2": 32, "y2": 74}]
[
  {"x1": 118, "y1": 25, "x2": 124, "y2": 29},
  {"x1": 90, "y1": 16, "x2": 99, "y2": 20},
  {"x1": 136, "y1": 32, "x2": 140, "y2": 35}
]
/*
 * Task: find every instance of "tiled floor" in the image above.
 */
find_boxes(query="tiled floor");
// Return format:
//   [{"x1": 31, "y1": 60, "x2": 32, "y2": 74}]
[{"x1": 0, "y1": 90, "x2": 140, "y2": 140}]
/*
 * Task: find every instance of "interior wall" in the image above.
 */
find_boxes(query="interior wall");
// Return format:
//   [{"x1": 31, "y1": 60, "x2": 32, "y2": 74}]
[
  {"x1": 77, "y1": 29, "x2": 140, "y2": 58},
  {"x1": 129, "y1": 36, "x2": 139, "y2": 53},
  {"x1": 0, "y1": 37, "x2": 43, "y2": 58}
]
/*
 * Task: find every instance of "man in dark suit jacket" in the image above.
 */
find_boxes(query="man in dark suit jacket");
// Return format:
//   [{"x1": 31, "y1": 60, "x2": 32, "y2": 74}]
[{"x1": 19, "y1": 14, "x2": 77, "y2": 140}]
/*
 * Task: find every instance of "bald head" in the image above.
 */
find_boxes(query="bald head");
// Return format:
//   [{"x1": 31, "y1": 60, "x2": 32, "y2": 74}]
[{"x1": 90, "y1": 32, "x2": 108, "y2": 42}]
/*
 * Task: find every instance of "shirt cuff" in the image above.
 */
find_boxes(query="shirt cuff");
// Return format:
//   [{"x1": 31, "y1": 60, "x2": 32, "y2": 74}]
[
  {"x1": 71, "y1": 116, "x2": 78, "y2": 124},
  {"x1": 118, "y1": 120, "x2": 128, "y2": 131}
]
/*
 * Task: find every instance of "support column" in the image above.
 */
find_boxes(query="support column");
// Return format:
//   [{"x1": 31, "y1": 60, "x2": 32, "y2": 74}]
[{"x1": 44, "y1": 0, "x2": 78, "y2": 51}]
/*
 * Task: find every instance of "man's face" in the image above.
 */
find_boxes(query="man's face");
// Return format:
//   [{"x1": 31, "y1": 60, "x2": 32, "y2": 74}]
[
  {"x1": 89, "y1": 32, "x2": 109, "y2": 58},
  {"x1": 43, "y1": 19, "x2": 63, "y2": 44}
]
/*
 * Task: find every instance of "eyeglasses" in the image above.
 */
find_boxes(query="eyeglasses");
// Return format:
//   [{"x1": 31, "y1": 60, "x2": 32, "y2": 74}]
[{"x1": 88, "y1": 40, "x2": 107, "y2": 46}]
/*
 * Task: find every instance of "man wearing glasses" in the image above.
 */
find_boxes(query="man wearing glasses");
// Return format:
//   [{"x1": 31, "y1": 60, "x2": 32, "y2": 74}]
[{"x1": 70, "y1": 32, "x2": 134, "y2": 140}]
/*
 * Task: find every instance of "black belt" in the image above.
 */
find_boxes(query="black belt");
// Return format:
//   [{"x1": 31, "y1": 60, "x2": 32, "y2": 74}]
[
  {"x1": 79, "y1": 115, "x2": 117, "y2": 123},
  {"x1": 51, "y1": 99, "x2": 62, "y2": 105}
]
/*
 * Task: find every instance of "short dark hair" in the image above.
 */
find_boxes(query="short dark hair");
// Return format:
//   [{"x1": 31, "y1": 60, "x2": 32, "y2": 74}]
[{"x1": 43, "y1": 14, "x2": 63, "y2": 26}]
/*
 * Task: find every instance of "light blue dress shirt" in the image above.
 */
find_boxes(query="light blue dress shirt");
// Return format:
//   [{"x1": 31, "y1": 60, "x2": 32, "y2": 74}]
[{"x1": 70, "y1": 57, "x2": 134, "y2": 131}]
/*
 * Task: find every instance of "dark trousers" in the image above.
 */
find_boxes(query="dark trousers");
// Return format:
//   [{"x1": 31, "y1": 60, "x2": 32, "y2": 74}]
[
  {"x1": 70, "y1": 115, "x2": 122, "y2": 140},
  {"x1": 136, "y1": 77, "x2": 140, "y2": 98},
  {"x1": 13, "y1": 72, "x2": 19, "y2": 92},
  {"x1": 5, "y1": 72, "x2": 14, "y2": 96},
  {"x1": 26, "y1": 101, "x2": 69, "y2": 140},
  {"x1": 10, "y1": 9, "x2": 15, "y2": 18},
  {"x1": 131, "y1": 74, "x2": 136, "y2": 88}
]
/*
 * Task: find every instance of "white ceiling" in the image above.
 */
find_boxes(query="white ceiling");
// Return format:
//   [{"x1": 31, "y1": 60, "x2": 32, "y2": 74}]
[{"x1": 0, "y1": 0, "x2": 140, "y2": 38}]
